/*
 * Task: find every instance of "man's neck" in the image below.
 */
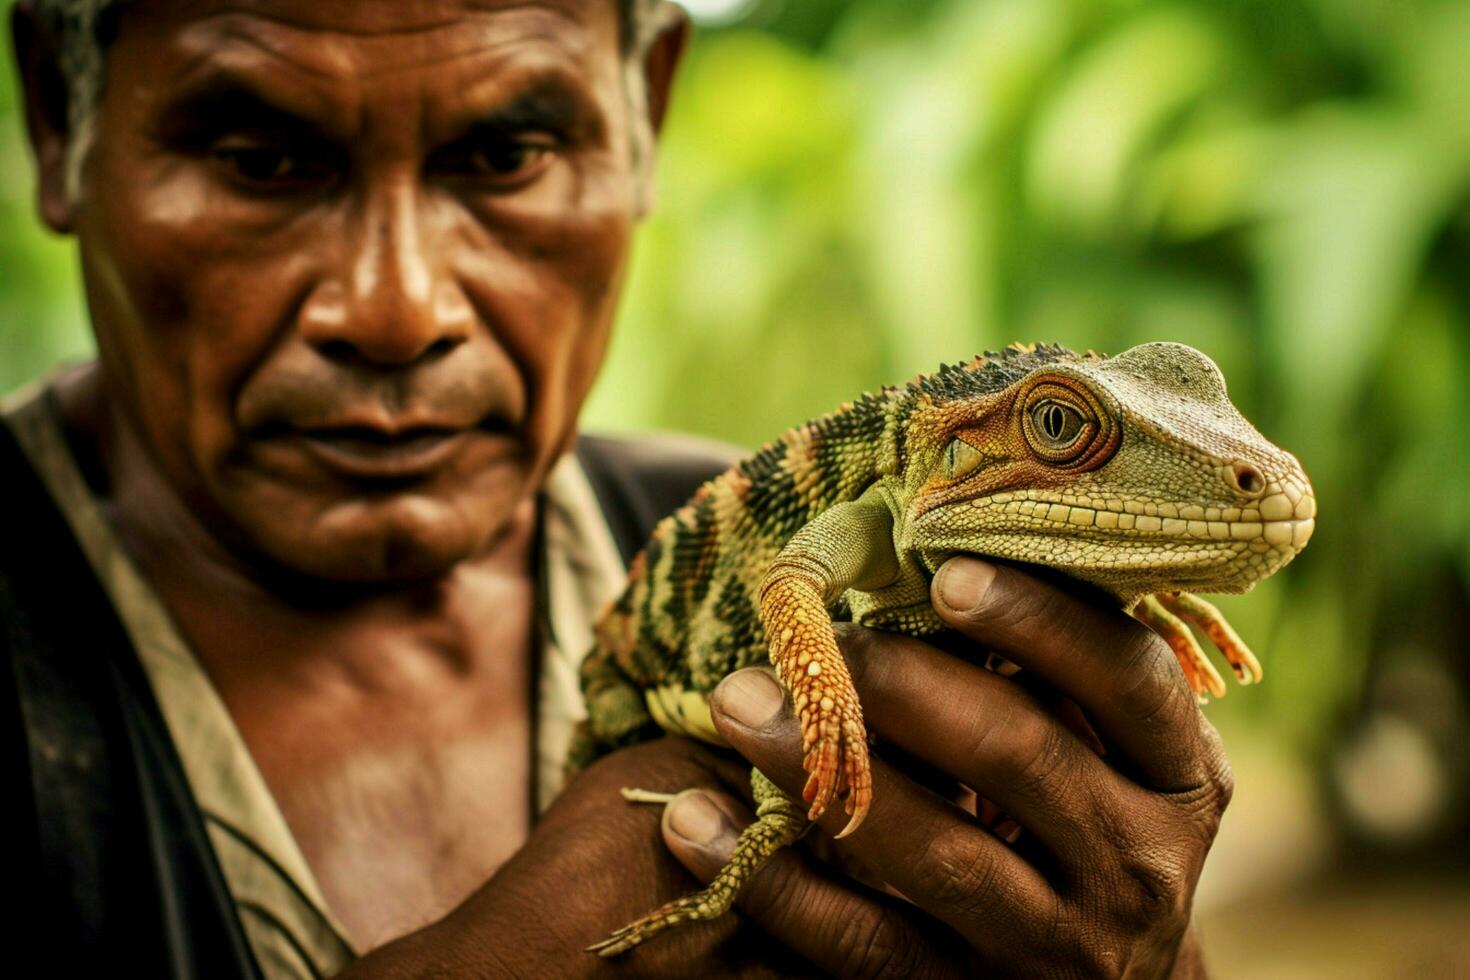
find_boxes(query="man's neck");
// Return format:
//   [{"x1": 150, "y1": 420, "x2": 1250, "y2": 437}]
[{"x1": 54, "y1": 362, "x2": 543, "y2": 947}]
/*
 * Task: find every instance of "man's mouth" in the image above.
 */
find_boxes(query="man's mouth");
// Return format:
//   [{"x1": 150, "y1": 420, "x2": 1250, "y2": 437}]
[{"x1": 285, "y1": 421, "x2": 509, "y2": 481}]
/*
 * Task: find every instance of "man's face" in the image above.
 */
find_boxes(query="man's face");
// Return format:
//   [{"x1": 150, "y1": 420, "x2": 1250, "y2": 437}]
[{"x1": 69, "y1": 0, "x2": 646, "y2": 581}]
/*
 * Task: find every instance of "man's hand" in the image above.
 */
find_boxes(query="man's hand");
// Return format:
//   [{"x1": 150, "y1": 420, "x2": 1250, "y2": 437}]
[
  {"x1": 660, "y1": 557, "x2": 1227, "y2": 978},
  {"x1": 340, "y1": 739, "x2": 817, "y2": 979}
]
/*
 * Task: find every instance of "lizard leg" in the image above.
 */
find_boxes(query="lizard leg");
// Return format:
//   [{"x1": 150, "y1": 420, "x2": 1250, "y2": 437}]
[
  {"x1": 588, "y1": 769, "x2": 807, "y2": 957},
  {"x1": 761, "y1": 572, "x2": 872, "y2": 836},
  {"x1": 1155, "y1": 591, "x2": 1263, "y2": 685},
  {"x1": 755, "y1": 493, "x2": 900, "y2": 838},
  {"x1": 1132, "y1": 594, "x2": 1227, "y2": 701}
]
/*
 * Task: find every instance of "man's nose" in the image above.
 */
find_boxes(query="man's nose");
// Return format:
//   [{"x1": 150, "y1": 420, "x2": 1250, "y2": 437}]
[{"x1": 301, "y1": 183, "x2": 472, "y2": 365}]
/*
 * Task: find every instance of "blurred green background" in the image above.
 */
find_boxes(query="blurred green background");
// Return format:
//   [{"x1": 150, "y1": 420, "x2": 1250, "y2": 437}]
[{"x1": 4, "y1": 0, "x2": 1469, "y2": 974}]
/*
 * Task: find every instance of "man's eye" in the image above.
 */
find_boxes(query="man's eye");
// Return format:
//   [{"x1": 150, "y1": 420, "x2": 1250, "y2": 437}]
[
  {"x1": 211, "y1": 137, "x2": 334, "y2": 189},
  {"x1": 439, "y1": 135, "x2": 557, "y2": 185}
]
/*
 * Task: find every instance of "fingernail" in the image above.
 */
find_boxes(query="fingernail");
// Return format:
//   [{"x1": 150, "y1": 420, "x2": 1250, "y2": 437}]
[
  {"x1": 667, "y1": 791, "x2": 730, "y2": 847},
  {"x1": 935, "y1": 558, "x2": 997, "y2": 612},
  {"x1": 717, "y1": 669, "x2": 784, "y2": 729}
]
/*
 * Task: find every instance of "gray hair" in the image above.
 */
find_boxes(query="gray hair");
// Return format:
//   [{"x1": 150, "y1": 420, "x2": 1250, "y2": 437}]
[{"x1": 32, "y1": 0, "x2": 673, "y2": 204}]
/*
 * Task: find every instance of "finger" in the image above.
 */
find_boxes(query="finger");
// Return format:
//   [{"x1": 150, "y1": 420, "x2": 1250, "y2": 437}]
[
  {"x1": 711, "y1": 669, "x2": 1055, "y2": 946},
  {"x1": 831, "y1": 624, "x2": 1151, "y2": 859},
  {"x1": 663, "y1": 789, "x2": 981, "y2": 977},
  {"x1": 932, "y1": 558, "x2": 1228, "y2": 795}
]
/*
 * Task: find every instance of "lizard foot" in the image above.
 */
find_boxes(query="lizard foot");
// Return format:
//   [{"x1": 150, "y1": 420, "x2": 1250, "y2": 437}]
[
  {"x1": 589, "y1": 771, "x2": 806, "y2": 957},
  {"x1": 1155, "y1": 591, "x2": 1263, "y2": 685},
  {"x1": 1133, "y1": 594, "x2": 1227, "y2": 701},
  {"x1": 1132, "y1": 592, "x2": 1262, "y2": 701},
  {"x1": 761, "y1": 574, "x2": 873, "y2": 837}
]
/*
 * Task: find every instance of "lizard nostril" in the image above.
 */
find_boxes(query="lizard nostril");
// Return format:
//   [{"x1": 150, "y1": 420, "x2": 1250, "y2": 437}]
[{"x1": 1231, "y1": 461, "x2": 1265, "y2": 497}]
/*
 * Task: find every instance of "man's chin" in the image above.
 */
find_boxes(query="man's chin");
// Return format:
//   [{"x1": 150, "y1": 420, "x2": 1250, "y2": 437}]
[
  {"x1": 293, "y1": 534, "x2": 475, "y2": 585},
  {"x1": 237, "y1": 489, "x2": 526, "y2": 587}
]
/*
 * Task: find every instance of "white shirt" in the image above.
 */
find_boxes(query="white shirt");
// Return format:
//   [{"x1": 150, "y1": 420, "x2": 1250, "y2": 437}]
[{"x1": 3, "y1": 376, "x2": 629, "y2": 979}]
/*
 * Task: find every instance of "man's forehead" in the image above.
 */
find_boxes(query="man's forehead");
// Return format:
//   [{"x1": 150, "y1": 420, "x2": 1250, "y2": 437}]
[
  {"x1": 118, "y1": 0, "x2": 622, "y2": 77},
  {"x1": 126, "y1": 0, "x2": 617, "y2": 31}
]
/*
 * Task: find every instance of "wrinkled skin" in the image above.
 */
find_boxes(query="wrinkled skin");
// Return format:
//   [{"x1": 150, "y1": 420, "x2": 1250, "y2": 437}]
[
  {"x1": 661, "y1": 559, "x2": 1223, "y2": 978},
  {"x1": 26, "y1": 0, "x2": 652, "y2": 584},
  {"x1": 15, "y1": 0, "x2": 1220, "y2": 974},
  {"x1": 347, "y1": 559, "x2": 1219, "y2": 978}
]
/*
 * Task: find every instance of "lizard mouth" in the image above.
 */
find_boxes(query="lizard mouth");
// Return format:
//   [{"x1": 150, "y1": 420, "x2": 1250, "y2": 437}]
[
  {"x1": 973, "y1": 480, "x2": 1314, "y2": 548},
  {"x1": 1027, "y1": 507, "x2": 1316, "y2": 553},
  {"x1": 921, "y1": 479, "x2": 1316, "y2": 593}
]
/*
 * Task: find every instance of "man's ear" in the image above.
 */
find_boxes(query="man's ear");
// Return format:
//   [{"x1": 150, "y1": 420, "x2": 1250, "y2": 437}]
[
  {"x1": 629, "y1": 2, "x2": 690, "y2": 217},
  {"x1": 640, "y1": 2, "x2": 690, "y2": 139},
  {"x1": 11, "y1": 1, "x2": 76, "y2": 233}
]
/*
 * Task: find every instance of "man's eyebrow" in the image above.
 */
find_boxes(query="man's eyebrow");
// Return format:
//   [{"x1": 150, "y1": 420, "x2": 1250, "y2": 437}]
[
  {"x1": 153, "y1": 76, "x2": 337, "y2": 146},
  {"x1": 151, "y1": 68, "x2": 607, "y2": 148},
  {"x1": 450, "y1": 76, "x2": 605, "y2": 144}
]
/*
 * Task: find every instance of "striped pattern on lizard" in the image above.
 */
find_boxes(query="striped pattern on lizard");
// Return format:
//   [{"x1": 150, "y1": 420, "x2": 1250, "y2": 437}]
[{"x1": 570, "y1": 341, "x2": 1316, "y2": 956}]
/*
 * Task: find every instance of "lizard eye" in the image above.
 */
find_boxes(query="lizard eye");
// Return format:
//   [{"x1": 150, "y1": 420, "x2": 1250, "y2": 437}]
[
  {"x1": 944, "y1": 437, "x2": 983, "y2": 480},
  {"x1": 1029, "y1": 400, "x2": 1085, "y2": 450},
  {"x1": 1017, "y1": 375, "x2": 1120, "y2": 470}
]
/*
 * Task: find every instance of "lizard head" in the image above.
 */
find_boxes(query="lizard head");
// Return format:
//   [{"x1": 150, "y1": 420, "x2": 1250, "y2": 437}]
[{"x1": 904, "y1": 342, "x2": 1314, "y2": 607}]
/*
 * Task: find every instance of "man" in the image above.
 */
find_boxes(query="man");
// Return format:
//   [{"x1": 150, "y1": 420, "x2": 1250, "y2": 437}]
[{"x1": 5, "y1": 0, "x2": 1228, "y2": 975}]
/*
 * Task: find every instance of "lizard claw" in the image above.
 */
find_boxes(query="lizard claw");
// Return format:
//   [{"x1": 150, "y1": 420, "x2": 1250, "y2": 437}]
[
  {"x1": 762, "y1": 574, "x2": 875, "y2": 836},
  {"x1": 1133, "y1": 592, "x2": 1263, "y2": 699},
  {"x1": 830, "y1": 712, "x2": 871, "y2": 838},
  {"x1": 1156, "y1": 591, "x2": 1262, "y2": 684},
  {"x1": 793, "y1": 669, "x2": 871, "y2": 833}
]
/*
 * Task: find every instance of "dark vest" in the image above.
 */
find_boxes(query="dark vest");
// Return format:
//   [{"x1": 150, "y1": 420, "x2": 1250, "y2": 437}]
[{"x1": 0, "y1": 422, "x2": 729, "y2": 978}]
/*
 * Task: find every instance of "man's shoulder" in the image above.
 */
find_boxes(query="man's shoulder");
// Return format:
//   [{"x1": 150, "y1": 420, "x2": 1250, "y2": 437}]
[
  {"x1": 574, "y1": 431, "x2": 741, "y2": 567},
  {"x1": 577, "y1": 430, "x2": 741, "y2": 489}
]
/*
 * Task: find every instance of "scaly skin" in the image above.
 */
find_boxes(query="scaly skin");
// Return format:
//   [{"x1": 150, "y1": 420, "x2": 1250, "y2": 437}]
[{"x1": 573, "y1": 341, "x2": 1316, "y2": 956}]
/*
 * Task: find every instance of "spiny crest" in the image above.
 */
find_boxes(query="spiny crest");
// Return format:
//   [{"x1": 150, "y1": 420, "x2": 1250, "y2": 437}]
[
  {"x1": 911, "y1": 342, "x2": 1089, "y2": 403},
  {"x1": 720, "y1": 344, "x2": 1104, "y2": 533}
]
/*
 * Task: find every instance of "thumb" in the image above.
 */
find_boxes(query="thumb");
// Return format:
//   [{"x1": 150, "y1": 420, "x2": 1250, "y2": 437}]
[
  {"x1": 660, "y1": 789, "x2": 750, "y2": 880},
  {"x1": 661, "y1": 789, "x2": 946, "y2": 977}
]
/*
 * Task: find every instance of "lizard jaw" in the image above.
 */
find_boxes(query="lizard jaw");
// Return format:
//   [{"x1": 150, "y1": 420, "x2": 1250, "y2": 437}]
[{"x1": 917, "y1": 478, "x2": 1315, "y2": 600}]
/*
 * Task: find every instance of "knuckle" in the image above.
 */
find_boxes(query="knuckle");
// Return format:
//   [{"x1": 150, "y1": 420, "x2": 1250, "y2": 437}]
[
  {"x1": 1046, "y1": 905, "x2": 1129, "y2": 980},
  {"x1": 1015, "y1": 716, "x2": 1073, "y2": 794},
  {"x1": 737, "y1": 847, "x2": 812, "y2": 924},
  {"x1": 740, "y1": 851, "x2": 858, "y2": 950},
  {"x1": 1056, "y1": 836, "x2": 1194, "y2": 978},
  {"x1": 1059, "y1": 906, "x2": 1170, "y2": 980},
  {"x1": 1113, "y1": 631, "x2": 1184, "y2": 728},
  {"x1": 1050, "y1": 855, "x2": 1195, "y2": 980},
  {"x1": 743, "y1": 855, "x2": 921, "y2": 980},
  {"x1": 1210, "y1": 756, "x2": 1235, "y2": 811},
  {"x1": 959, "y1": 695, "x2": 1019, "y2": 775},
  {"x1": 1101, "y1": 834, "x2": 1193, "y2": 938},
  {"x1": 981, "y1": 705, "x2": 1072, "y2": 803},
  {"x1": 1077, "y1": 942, "x2": 1132, "y2": 980},
  {"x1": 915, "y1": 823, "x2": 1004, "y2": 922},
  {"x1": 1160, "y1": 721, "x2": 1236, "y2": 831},
  {"x1": 833, "y1": 623, "x2": 882, "y2": 687},
  {"x1": 832, "y1": 907, "x2": 913, "y2": 980},
  {"x1": 1124, "y1": 851, "x2": 1189, "y2": 926},
  {"x1": 1198, "y1": 723, "x2": 1235, "y2": 807}
]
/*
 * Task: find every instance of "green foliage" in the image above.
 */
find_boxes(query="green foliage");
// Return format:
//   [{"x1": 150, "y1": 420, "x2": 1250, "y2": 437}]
[
  {"x1": 585, "y1": 0, "x2": 1470, "y2": 744},
  {"x1": 0, "y1": 43, "x2": 88, "y2": 389},
  {"x1": 3, "y1": 0, "x2": 1467, "y2": 746}
]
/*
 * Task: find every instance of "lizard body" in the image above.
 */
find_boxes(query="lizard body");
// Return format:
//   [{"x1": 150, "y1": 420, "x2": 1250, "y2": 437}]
[{"x1": 574, "y1": 341, "x2": 1315, "y2": 955}]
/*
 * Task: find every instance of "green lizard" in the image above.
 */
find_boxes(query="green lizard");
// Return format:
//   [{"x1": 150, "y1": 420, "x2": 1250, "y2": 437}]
[{"x1": 572, "y1": 341, "x2": 1315, "y2": 956}]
